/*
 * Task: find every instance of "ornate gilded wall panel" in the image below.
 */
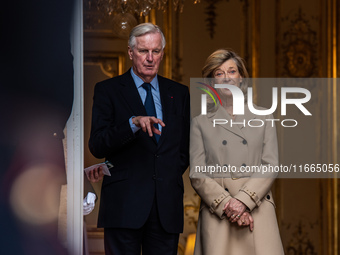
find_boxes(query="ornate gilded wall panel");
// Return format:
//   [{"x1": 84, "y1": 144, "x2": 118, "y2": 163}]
[
  {"x1": 274, "y1": 1, "x2": 340, "y2": 255},
  {"x1": 280, "y1": 8, "x2": 318, "y2": 78}
]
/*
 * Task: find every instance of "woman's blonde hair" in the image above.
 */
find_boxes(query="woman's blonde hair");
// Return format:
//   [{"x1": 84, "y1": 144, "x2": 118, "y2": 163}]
[{"x1": 201, "y1": 49, "x2": 249, "y2": 112}]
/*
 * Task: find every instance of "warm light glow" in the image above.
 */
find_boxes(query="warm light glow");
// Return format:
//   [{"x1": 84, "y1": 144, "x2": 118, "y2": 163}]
[
  {"x1": 10, "y1": 163, "x2": 64, "y2": 225},
  {"x1": 184, "y1": 233, "x2": 196, "y2": 255}
]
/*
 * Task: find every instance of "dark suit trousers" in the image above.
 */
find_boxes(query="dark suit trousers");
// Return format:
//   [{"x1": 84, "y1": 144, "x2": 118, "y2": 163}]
[{"x1": 104, "y1": 197, "x2": 179, "y2": 255}]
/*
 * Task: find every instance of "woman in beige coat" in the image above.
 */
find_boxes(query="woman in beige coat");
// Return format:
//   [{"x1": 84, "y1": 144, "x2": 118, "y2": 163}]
[{"x1": 190, "y1": 49, "x2": 284, "y2": 255}]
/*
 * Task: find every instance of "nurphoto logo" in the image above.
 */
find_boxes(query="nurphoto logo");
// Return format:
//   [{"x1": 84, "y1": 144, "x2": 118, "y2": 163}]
[{"x1": 198, "y1": 82, "x2": 312, "y2": 128}]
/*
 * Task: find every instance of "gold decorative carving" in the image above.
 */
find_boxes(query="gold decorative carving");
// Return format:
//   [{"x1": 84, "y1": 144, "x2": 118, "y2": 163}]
[
  {"x1": 285, "y1": 40, "x2": 314, "y2": 77},
  {"x1": 184, "y1": 193, "x2": 200, "y2": 229},
  {"x1": 203, "y1": 0, "x2": 222, "y2": 39},
  {"x1": 283, "y1": 219, "x2": 318, "y2": 255},
  {"x1": 84, "y1": 51, "x2": 126, "y2": 78},
  {"x1": 203, "y1": 0, "x2": 245, "y2": 39},
  {"x1": 177, "y1": 243, "x2": 185, "y2": 255},
  {"x1": 282, "y1": 8, "x2": 318, "y2": 78}
]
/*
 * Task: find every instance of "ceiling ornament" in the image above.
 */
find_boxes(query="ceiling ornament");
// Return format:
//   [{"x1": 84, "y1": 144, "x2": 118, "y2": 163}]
[{"x1": 85, "y1": 0, "x2": 200, "y2": 38}]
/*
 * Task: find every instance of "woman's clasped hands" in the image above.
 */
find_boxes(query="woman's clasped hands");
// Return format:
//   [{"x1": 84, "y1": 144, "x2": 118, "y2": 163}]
[{"x1": 223, "y1": 198, "x2": 254, "y2": 231}]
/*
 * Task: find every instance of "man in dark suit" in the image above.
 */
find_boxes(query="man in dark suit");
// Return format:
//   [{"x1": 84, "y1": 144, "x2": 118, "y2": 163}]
[{"x1": 87, "y1": 23, "x2": 190, "y2": 255}]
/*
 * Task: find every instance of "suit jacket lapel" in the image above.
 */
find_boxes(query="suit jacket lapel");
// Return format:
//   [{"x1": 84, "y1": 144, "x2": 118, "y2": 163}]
[
  {"x1": 118, "y1": 69, "x2": 147, "y2": 117},
  {"x1": 157, "y1": 76, "x2": 172, "y2": 146}
]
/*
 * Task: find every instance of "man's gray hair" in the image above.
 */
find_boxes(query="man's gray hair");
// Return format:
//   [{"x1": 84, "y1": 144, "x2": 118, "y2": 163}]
[{"x1": 128, "y1": 23, "x2": 166, "y2": 50}]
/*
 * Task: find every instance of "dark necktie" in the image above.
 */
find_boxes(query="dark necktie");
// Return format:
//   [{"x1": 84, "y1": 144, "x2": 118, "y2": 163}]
[{"x1": 142, "y1": 83, "x2": 159, "y2": 142}]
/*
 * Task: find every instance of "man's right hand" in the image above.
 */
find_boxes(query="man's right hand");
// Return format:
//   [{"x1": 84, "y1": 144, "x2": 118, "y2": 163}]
[
  {"x1": 86, "y1": 165, "x2": 104, "y2": 183},
  {"x1": 132, "y1": 116, "x2": 165, "y2": 137}
]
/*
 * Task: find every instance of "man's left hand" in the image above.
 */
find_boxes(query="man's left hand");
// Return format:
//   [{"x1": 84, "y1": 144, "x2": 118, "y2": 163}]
[{"x1": 86, "y1": 165, "x2": 104, "y2": 183}]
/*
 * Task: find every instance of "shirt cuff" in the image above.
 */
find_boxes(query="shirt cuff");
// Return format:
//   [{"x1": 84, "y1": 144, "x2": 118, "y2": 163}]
[{"x1": 129, "y1": 116, "x2": 141, "y2": 134}]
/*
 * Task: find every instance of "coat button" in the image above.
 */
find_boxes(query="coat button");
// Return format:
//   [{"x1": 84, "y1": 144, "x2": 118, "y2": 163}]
[
  {"x1": 152, "y1": 175, "x2": 156, "y2": 180},
  {"x1": 222, "y1": 140, "x2": 227, "y2": 145},
  {"x1": 242, "y1": 163, "x2": 246, "y2": 167},
  {"x1": 242, "y1": 139, "x2": 247, "y2": 145},
  {"x1": 266, "y1": 195, "x2": 270, "y2": 199},
  {"x1": 225, "y1": 188, "x2": 229, "y2": 192}
]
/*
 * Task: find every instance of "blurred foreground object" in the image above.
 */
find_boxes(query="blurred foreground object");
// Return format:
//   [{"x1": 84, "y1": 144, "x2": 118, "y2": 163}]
[{"x1": 0, "y1": 0, "x2": 75, "y2": 253}]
